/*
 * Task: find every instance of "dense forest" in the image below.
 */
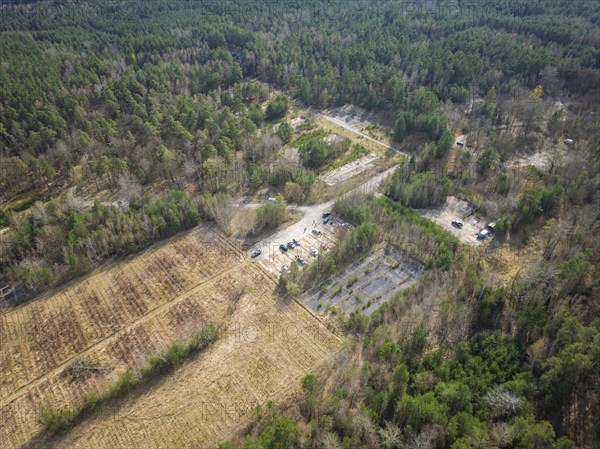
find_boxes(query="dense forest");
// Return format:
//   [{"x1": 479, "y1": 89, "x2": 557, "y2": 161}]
[{"x1": 0, "y1": 1, "x2": 598, "y2": 448}]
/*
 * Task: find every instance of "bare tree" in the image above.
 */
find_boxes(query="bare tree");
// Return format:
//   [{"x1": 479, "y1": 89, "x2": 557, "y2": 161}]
[
  {"x1": 403, "y1": 428, "x2": 435, "y2": 449},
  {"x1": 546, "y1": 147, "x2": 564, "y2": 175},
  {"x1": 379, "y1": 422, "x2": 402, "y2": 448},
  {"x1": 539, "y1": 66, "x2": 560, "y2": 97},
  {"x1": 201, "y1": 192, "x2": 233, "y2": 233},
  {"x1": 320, "y1": 431, "x2": 341, "y2": 449},
  {"x1": 249, "y1": 134, "x2": 283, "y2": 163},
  {"x1": 117, "y1": 172, "x2": 142, "y2": 201},
  {"x1": 490, "y1": 422, "x2": 514, "y2": 448},
  {"x1": 352, "y1": 412, "x2": 378, "y2": 445},
  {"x1": 484, "y1": 386, "x2": 523, "y2": 418}
]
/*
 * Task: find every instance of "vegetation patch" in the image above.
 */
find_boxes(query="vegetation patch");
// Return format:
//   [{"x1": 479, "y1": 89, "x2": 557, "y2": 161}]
[{"x1": 38, "y1": 325, "x2": 218, "y2": 435}]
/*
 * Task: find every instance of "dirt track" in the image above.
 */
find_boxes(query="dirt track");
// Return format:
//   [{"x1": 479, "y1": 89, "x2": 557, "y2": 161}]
[
  {"x1": 249, "y1": 165, "x2": 399, "y2": 277},
  {"x1": 312, "y1": 107, "x2": 403, "y2": 154},
  {"x1": 0, "y1": 224, "x2": 342, "y2": 449},
  {"x1": 51, "y1": 264, "x2": 342, "y2": 449}
]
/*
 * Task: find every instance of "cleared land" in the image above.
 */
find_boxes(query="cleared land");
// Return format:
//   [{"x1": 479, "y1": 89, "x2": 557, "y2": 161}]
[
  {"x1": 319, "y1": 154, "x2": 379, "y2": 186},
  {"x1": 325, "y1": 105, "x2": 390, "y2": 135},
  {"x1": 49, "y1": 264, "x2": 341, "y2": 449},
  {"x1": 416, "y1": 196, "x2": 486, "y2": 246},
  {"x1": 0, "y1": 225, "x2": 341, "y2": 449},
  {"x1": 249, "y1": 165, "x2": 399, "y2": 278},
  {"x1": 303, "y1": 247, "x2": 424, "y2": 316},
  {"x1": 257, "y1": 227, "x2": 338, "y2": 277}
]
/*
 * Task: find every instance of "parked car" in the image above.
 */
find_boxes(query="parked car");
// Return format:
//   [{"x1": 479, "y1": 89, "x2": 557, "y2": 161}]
[
  {"x1": 451, "y1": 220, "x2": 463, "y2": 229},
  {"x1": 292, "y1": 238, "x2": 300, "y2": 246},
  {"x1": 320, "y1": 243, "x2": 328, "y2": 250},
  {"x1": 267, "y1": 197, "x2": 276, "y2": 202},
  {"x1": 279, "y1": 244, "x2": 288, "y2": 252},
  {"x1": 477, "y1": 228, "x2": 491, "y2": 240},
  {"x1": 287, "y1": 241, "x2": 296, "y2": 249},
  {"x1": 456, "y1": 141, "x2": 464, "y2": 147},
  {"x1": 310, "y1": 248, "x2": 318, "y2": 257},
  {"x1": 322, "y1": 212, "x2": 331, "y2": 218},
  {"x1": 312, "y1": 229, "x2": 322, "y2": 236},
  {"x1": 281, "y1": 265, "x2": 290, "y2": 273},
  {"x1": 477, "y1": 222, "x2": 496, "y2": 240},
  {"x1": 295, "y1": 255, "x2": 306, "y2": 265},
  {"x1": 323, "y1": 216, "x2": 331, "y2": 225},
  {"x1": 250, "y1": 249, "x2": 261, "y2": 258}
]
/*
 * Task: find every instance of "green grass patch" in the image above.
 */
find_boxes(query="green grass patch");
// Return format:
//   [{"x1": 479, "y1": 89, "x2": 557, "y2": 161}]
[
  {"x1": 325, "y1": 143, "x2": 370, "y2": 171},
  {"x1": 38, "y1": 406, "x2": 76, "y2": 434},
  {"x1": 346, "y1": 275, "x2": 358, "y2": 288},
  {"x1": 289, "y1": 129, "x2": 327, "y2": 148}
]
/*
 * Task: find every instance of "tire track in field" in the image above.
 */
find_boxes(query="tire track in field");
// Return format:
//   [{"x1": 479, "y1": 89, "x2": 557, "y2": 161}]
[
  {"x1": 0, "y1": 226, "x2": 245, "y2": 396},
  {"x1": 51, "y1": 264, "x2": 343, "y2": 449},
  {"x1": 0, "y1": 257, "x2": 250, "y2": 410}
]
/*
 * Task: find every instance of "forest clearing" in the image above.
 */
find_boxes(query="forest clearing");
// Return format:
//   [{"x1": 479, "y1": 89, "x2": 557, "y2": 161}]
[
  {"x1": 0, "y1": 225, "x2": 341, "y2": 448},
  {"x1": 0, "y1": 1, "x2": 597, "y2": 447}
]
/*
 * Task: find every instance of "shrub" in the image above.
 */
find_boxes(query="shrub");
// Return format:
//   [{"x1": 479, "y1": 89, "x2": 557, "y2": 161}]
[
  {"x1": 276, "y1": 121, "x2": 294, "y2": 142},
  {"x1": 255, "y1": 194, "x2": 287, "y2": 230},
  {"x1": 346, "y1": 312, "x2": 370, "y2": 333},
  {"x1": 334, "y1": 194, "x2": 373, "y2": 224},
  {"x1": 299, "y1": 137, "x2": 350, "y2": 169},
  {"x1": 284, "y1": 181, "x2": 305, "y2": 203},
  {"x1": 387, "y1": 171, "x2": 450, "y2": 208},
  {"x1": 108, "y1": 370, "x2": 140, "y2": 398},
  {"x1": 187, "y1": 325, "x2": 218, "y2": 352},
  {"x1": 82, "y1": 393, "x2": 101, "y2": 411},
  {"x1": 38, "y1": 406, "x2": 76, "y2": 433},
  {"x1": 517, "y1": 184, "x2": 563, "y2": 223},
  {"x1": 347, "y1": 275, "x2": 358, "y2": 287},
  {"x1": 265, "y1": 95, "x2": 290, "y2": 120}
]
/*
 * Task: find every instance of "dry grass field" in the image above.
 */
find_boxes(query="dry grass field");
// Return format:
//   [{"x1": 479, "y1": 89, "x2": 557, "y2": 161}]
[{"x1": 0, "y1": 224, "x2": 341, "y2": 449}]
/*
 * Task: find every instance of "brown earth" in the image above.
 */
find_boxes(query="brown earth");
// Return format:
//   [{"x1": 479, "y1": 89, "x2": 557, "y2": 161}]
[{"x1": 0, "y1": 224, "x2": 342, "y2": 449}]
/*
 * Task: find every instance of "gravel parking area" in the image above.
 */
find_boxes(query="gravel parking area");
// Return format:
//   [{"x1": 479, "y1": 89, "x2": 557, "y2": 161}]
[
  {"x1": 416, "y1": 196, "x2": 487, "y2": 246},
  {"x1": 257, "y1": 228, "x2": 338, "y2": 277}
]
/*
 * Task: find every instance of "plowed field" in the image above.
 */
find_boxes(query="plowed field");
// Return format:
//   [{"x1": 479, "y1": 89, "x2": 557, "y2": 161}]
[{"x1": 0, "y1": 224, "x2": 341, "y2": 448}]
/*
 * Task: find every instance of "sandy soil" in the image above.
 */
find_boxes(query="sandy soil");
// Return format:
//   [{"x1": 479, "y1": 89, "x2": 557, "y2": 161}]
[
  {"x1": 50, "y1": 264, "x2": 342, "y2": 449},
  {"x1": 0, "y1": 225, "x2": 247, "y2": 448},
  {"x1": 0, "y1": 224, "x2": 341, "y2": 449},
  {"x1": 504, "y1": 149, "x2": 562, "y2": 170},
  {"x1": 248, "y1": 165, "x2": 399, "y2": 278},
  {"x1": 319, "y1": 154, "x2": 379, "y2": 186},
  {"x1": 416, "y1": 196, "x2": 487, "y2": 246},
  {"x1": 324, "y1": 105, "x2": 391, "y2": 134},
  {"x1": 313, "y1": 109, "x2": 403, "y2": 155}
]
